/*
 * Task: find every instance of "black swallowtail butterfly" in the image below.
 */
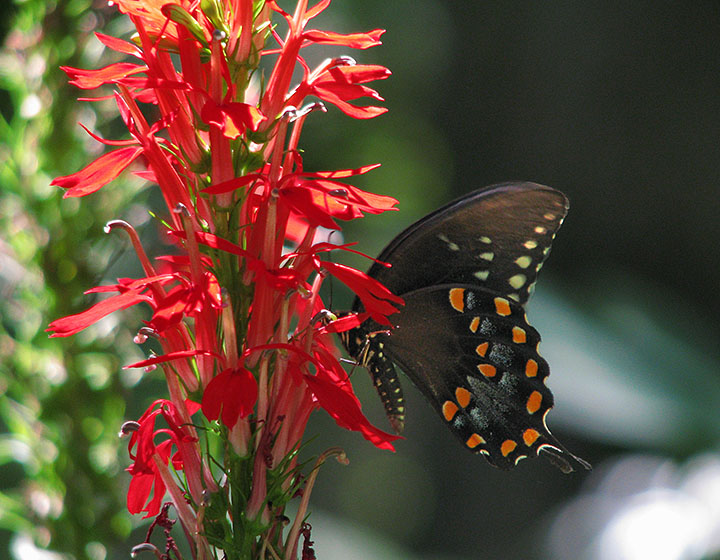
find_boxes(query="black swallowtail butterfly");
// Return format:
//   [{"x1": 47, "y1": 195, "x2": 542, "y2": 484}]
[{"x1": 341, "y1": 182, "x2": 590, "y2": 472}]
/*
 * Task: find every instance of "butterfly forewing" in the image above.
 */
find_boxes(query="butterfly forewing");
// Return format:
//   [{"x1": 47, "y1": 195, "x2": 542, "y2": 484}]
[{"x1": 360, "y1": 182, "x2": 569, "y2": 307}]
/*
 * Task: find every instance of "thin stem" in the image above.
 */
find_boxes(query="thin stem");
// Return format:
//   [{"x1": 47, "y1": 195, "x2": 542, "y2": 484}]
[{"x1": 283, "y1": 448, "x2": 348, "y2": 560}]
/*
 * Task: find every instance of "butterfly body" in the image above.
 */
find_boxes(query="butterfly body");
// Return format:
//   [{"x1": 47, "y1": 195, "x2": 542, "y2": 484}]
[{"x1": 341, "y1": 182, "x2": 589, "y2": 472}]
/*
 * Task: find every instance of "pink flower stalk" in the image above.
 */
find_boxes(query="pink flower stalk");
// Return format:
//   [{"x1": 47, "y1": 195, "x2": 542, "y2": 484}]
[{"x1": 48, "y1": 1, "x2": 400, "y2": 557}]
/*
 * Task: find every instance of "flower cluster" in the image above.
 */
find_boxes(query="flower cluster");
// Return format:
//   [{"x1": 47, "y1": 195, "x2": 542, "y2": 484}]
[{"x1": 48, "y1": 1, "x2": 400, "y2": 557}]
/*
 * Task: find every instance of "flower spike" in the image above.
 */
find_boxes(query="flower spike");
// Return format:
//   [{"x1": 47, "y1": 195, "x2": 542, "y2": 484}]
[{"x1": 49, "y1": 1, "x2": 396, "y2": 557}]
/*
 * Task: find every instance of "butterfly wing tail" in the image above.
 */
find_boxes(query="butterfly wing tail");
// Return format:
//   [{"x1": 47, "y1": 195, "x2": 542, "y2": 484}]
[{"x1": 539, "y1": 440, "x2": 592, "y2": 473}]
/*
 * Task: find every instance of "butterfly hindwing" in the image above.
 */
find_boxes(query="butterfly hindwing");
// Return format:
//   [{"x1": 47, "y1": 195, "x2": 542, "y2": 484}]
[{"x1": 377, "y1": 285, "x2": 575, "y2": 470}]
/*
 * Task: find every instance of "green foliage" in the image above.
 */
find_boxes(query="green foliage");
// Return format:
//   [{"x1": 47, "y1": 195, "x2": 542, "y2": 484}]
[{"x1": 0, "y1": 1, "x2": 144, "y2": 558}]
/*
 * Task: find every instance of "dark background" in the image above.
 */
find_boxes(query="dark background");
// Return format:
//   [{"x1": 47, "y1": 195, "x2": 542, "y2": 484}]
[{"x1": 301, "y1": 2, "x2": 720, "y2": 559}]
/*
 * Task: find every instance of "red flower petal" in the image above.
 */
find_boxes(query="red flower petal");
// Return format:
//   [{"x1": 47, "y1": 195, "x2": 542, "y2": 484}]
[
  {"x1": 320, "y1": 261, "x2": 403, "y2": 325},
  {"x1": 285, "y1": 213, "x2": 311, "y2": 245},
  {"x1": 61, "y1": 62, "x2": 147, "y2": 89},
  {"x1": 280, "y1": 187, "x2": 344, "y2": 229},
  {"x1": 201, "y1": 368, "x2": 258, "y2": 428},
  {"x1": 299, "y1": 178, "x2": 398, "y2": 215},
  {"x1": 303, "y1": 373, "x2": 399, "y2": 450},
  {"x1": 308, "y1": 163, "x2": 381, "y2": 179},
  {"x1": 94, "y1": 32, "x2": 142, "y2": 58},
  {"x1": 201, "y1": 101, "x2": 266, "y2": 139},
  {"x1": 316, "y1": 65, "x2": 392, "y2": 86},
  {"x1": 279, "y1": 176, "x2": 397, "y2": 229},
  {"x1": 316, "y1": 312, "x2": 367, "y2": 335},
  {"x1": 302, "y1": 29, "x2": 385, "y2": 49},
  {"x1": 309, "y1": 65, "x2": 391, "y2": 119},
  {"x1": 127, "y1": 472, "x2": 160, "y2": 516},
  {"x1": 125, "y1": 349, "x2": 220, "y2": 370},
  {"x1": 47, "y1": 289, "x2": 150, "y2": 337},
  {"x1": 51, "y1": 146, "x2": 143, "y2": 198}
]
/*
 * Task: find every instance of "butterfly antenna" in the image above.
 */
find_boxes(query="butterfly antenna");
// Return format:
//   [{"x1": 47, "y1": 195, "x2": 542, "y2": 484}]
[{"x1": 326, "y1": 229, "x2": 342, "y2": 309}]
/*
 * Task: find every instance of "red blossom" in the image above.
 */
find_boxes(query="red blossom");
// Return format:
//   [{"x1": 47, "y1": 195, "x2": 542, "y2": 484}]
[
  {"x1": 308, "y1": 341, "x2": 400, "y2": 450},
  {"x1": 291, "y1": 63, "x2": 391, "y2": 119},
  {"x1": 304, "y1": 372, "x2": 398, "y2": 451},
  {"x1": 47, "y1": 251, "x2": 222, "y2": 338},
  {"x1": 46, "y1": 275, "x2": 167, "y2": 337},
  {"x1": 260, "y1": 1, "x2": 389, "y2": 122},
  {"x1": 201, "y1": 367, "x2": 258, "y2": 428},
  {"x1": 251, "y1": 165, "x2": 398, "y2": 231},
  {"x1": 279, "y1": 164, "x2": 398, "y2": 228},
  {"x1": 94, "y1": 32, "x2": 142, "y2": 58},
  {"x1": 126, "y1": 349, "x2": 221, "y2": 371},
  {"x1": 126, "y1": 400, "x2": 199, "y2": 518},
  {"x1": 319, "y1": 260, "x2": 404, "y2": 325},
  {"x1": 316, "y1": 312, "x2": 366, "y2": 335},
  {"x1": 302, "y1": 29, "x2": 385, "y2": 49},
  {"x1": 200, "y1": 101, "x2": 266, "y2": 139},
  {"x1": 245, "y1": 336, "x2": 400, "y2": 453},
  {"x1": 112, "y1": 0, "x2": 201, "y2": 44},
  {"x1": 278, "y1": 180, "x2": 397, "y2": 229}
]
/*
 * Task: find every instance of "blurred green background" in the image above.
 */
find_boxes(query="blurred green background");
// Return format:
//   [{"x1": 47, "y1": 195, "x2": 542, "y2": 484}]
[{"x1": 1, "y1": 1, "x2": 719, "y2": 559}]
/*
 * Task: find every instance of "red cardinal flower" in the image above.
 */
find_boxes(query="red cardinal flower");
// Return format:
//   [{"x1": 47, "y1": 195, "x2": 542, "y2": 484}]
[
  {"x1": 319, "y1": 260, "x2": 403, "y2": 326},
  {"x1": 288, "y1": 61, "x2": 391, "y2": 120},
  {"x1": 201, "y1": 367, "x2": 258, "y2": 428},
  {"x1": 46, "y1": 260, "x2": 221, "y2": 338},
  {"x1": 125, "y1": 400, "x2": 200, "y2": 518},
  {"x1": 50, "y1": 1, "x2": 398, "y2": 556}
]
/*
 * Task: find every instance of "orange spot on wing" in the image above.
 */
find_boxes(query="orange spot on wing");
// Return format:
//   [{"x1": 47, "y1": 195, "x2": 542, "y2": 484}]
[
  {"x1": 469, "y1": 316, "x2": 480, "y2": 333},
  {"x1": 449, "y1": 288, "x2": 465, "y2": 312},
  {"x1": 494, "y1": 297, "x2": 511, "y2": 316},
  {"x1": 523, "y1": 428, "x2": 540, "y2": 446},
  {"x1": 501, "y1": 439, "x2": 517, "y2": 457},
  {"x1": 466, "y1": 433, "x2": 486, "y2": 449},
  {"x1": 526, "y1": 391, "x2": 542, "y2": 414},
  {"x1": 525, "y1": 359, "x2": 538, "y2": 377},
  {"x1": 477, "y1": 364, "x2": 497, "y2": 378},
  {"x1": 512, "y1": 326, "x2": 527, "y2": 344},
  {"x1": 455, "y1": 387, "x2": 471, "y2": 408},
  {"x1": 475, "y1": 342, "x2": 489, "y2": 357},
  {"x1": 442, "y1": 401, "x2": 459, "y2": 422}
]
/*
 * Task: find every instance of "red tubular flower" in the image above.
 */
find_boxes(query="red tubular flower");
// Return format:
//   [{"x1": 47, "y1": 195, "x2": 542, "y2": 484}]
[
  {"x1": 205, "y1": 162, "x2": 398, "y2": 230},
  {"x1": 47, "y1": 276, "x2": 165, "y2": 337},
  {"x1": 260, "y1": 1, "x2": 388, "y2": 122},
  {"x1": 319, "y1": 260, "x2": 404, "y2": 326},
  {"x1": 288, "y1": 62, "x2": 391, "y2": 119},
  {"x1": 126, "y1": 400, "x2": 200, "y2": 518},
  {"x1": 46, "y1": 255, "x2": 222, "y2": 338},
  {"x1": 308, "y1": 338, "x2": 400, "y2": 451},
  {"x1": 200, "y1": 100, "x2": 266, "y2": 139},
  {"x1": 201, "y1": 367, "x2": 258, "y2": 428},
  {"x1": 278, "y1": 172, "x2": 398, "y2": 229},
  {"x1": 304, "y1": 371, "x2": 397, "y2": 451}
]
